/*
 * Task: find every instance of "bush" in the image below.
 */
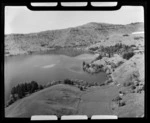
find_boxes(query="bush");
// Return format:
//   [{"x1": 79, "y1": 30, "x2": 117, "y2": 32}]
[
  {"x1": 131, "y1": 85, "x2": 136, "y2": 90},
  {"x1": 89, "y1": 47, "x2": 99, "y2": 51},
  {"x1": 119, "y1": 91, "x2": 126, "y2": 95},
  {"x1": 137, "y1": 85, "x2": 144, "y2": 93},
  {"x1": 122, "y1": 52, "x2": 134, "y2": 60},
  {"x1": 95, "y1": 54, "x2": 102, "y2": 60},
  {"x1": 113, "y1": 96, "x2": 122, "y2": 102},
  {"x1": 117, "y1": 61, "x2": 124, "y2": 67},
  {"x1": 134, "y1": 36, "x2": 143, "y2": 40},
  {"x1": 123, "y1": 34, "x2": 129, "y2": 36},
  {"x1": 130, "y1": 44, "x2": 136, "y2": 47},
  {"x1": 123, "y1": 81, "x2": 134, "y2": 87},
  {"x1": 6, "y1": 99, "x2": 14, "y2": 107},
  {"x1": 119, "y1": 101, "x2": 126, "y2": 107},
  {"x1": 64, "y1": 79, "x2": 74, "y2": 85},
  {"x1": 83, "y1": 61, "x2": 86, "y2": 66},
  {"x1": 142, "y1": 85, "x2": 144, "y2": 90},
  {"x1": 80, "y1": 86, "x2": 84, "y2": 91}
]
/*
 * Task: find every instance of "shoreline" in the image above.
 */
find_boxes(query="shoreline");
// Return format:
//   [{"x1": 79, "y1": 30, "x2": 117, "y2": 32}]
[
  {"x1": 5, "y1": 45, "x2": 144, "y2": 117},
  {"x1": 5, "y1": 47, "x2": 90, "y2": 57},
  {"x1": 5, "y1": 77, "x2": 110, "y2": 108}
]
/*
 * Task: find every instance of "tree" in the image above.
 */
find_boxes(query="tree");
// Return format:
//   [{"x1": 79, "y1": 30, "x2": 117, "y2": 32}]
[
  {"x1": 38, "y1": 85, "x2": 44, "y2": 90},
  {"x1": 11, "y1": 87, "x2": 16, "y2": 95},
  {"x1": 17, "y1": 84, "x2": 23, "y2": 98},
  {"x1": 30, "y1": 81, "x2": 38, "y2": 93},
  {"x1": 20, "y1": 84, "x2": 25, "y2": 97},
  {"x1": 24, "y1": 83, "x2": 28, "y2": 92},
  {"x1": 83, "y1": 61, "x2": 86, "y2": 66},
  {"x1": 64, "y1": 79, "x2": 73, "y2": 85},
  {"x1": 27, "y1": 83, "x2": 32, "y2": 93}
]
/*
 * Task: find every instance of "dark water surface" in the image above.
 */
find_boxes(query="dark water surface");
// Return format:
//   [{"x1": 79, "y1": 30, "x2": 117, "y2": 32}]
[{"x1": 4, "y1": 53, "x2": 107, "y2": 103}]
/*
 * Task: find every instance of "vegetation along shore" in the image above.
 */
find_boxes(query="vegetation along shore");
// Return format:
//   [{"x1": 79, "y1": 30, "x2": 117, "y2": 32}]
[{"x1": 5, "y1": 22, "x2": 144, "y2": 117}]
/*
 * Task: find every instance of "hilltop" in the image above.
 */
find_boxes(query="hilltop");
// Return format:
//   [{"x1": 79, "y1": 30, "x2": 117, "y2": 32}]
[{"x1": 5, "y1": 22, "x2": 144, "y2": 56}]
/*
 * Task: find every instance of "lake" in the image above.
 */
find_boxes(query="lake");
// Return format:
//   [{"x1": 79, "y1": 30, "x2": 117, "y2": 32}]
[{"x1": 4, "y1": 53, "x2": 107, "y2": 103}]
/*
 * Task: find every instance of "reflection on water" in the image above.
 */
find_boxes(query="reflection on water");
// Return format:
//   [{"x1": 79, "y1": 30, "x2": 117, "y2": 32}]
[
  {"x1": 70, "y1": 66, "x2": 81, "y2": 72},
  {"x1": 41, "y1": 64, "x2": 56, "y2": 68},
  {"x1": 5, "y1": 54, "x2": 107, "y2": 103}
]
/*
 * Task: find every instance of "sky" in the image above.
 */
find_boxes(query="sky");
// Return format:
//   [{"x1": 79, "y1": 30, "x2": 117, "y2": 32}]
[{"x1": 5, "y1": 6, "x2": 144, "y2": 34}]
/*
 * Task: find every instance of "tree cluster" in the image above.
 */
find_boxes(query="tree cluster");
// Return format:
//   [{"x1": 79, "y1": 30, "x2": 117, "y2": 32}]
[
  {"x1": 89, "y1": 43, "x2": 135, "y2": 60},
  {"x1": 6, "y1": 81, "x2": 44, "y2": 107},
  {"x1": 100, "y1": 43, "x2": 133, "y2": 57},
  {"x1": 64, "y1": 79, "x2": 74, "y2": 85}
]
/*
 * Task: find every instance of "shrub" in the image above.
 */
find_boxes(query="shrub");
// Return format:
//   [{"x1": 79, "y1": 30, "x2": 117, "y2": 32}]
[
  {"x1": 134, "y1": 36, "x2": 143, "y2": 40},
  {"x1": 131, "y1": 85, "x2": 136, "y2": 90},
  {"x1": 123, "y1": 34, "x2": 129, "y2": 36},
  {"x1": 6, "y1": 99, "x2": 14, "y2": 107},
  {"x1": 119, "y1": 101, "x2": 126, "y2": 107},
  {"x1": 95, "y1": 54, "x2": 102, "y2": 60},
  {"x1": 119, "y1": 91, "x2": 126, "y2": 95},
  {"x1": 123, "y1": 81, "x2": 134, "y2": 87},
  {"x1": 64, "y1": 79, "x2": 74, "y2": 85},
  {"x1": 130, "y1": 44, "x2": 136, "y2": 47},
  {"x1": 113, "y1": 96, "x2": 122, "y2": 102},
  {"x1": 80, "y1": 86, "x2": 84, "y2": 91},
  {"x1": 117, "y1": 61, "x2": 124, "y2": 67},
  {"x1": 122, "y1": 52, "x2": 134, "y2": 60},
  {"x1": 142, "y1": 85, "x2": 144, "y2": 90},
  {"x1": 89, "y1": 47, "x2": 99, "y2": 51},
  {"x1": 83, "y1": 61, "x2": 86, "y2": 66},
  {"x1": 137, "y1": 85, "x2": 144, "y2": 93}
]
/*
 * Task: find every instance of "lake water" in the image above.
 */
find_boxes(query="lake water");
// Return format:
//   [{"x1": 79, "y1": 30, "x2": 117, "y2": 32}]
[{"x1": 4, "y1": 53, "x2": 107, "y2": 103}]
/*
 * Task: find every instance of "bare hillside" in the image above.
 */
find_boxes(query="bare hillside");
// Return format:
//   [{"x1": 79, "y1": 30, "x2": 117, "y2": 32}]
[{"x1": 5, "y1": 22, "x2": 144, "y2": 56}]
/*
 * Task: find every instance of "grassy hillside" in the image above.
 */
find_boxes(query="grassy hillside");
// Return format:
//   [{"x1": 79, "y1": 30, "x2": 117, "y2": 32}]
[
  {"x1": 5, "y1": 83, "x2": 119, "y2": 118},
  {"x1": 5, "y1": 84, "x2": 82, "y2": 117},
  {"x1": 5, "y1": 22, "x2": 144, "y2": 56}
]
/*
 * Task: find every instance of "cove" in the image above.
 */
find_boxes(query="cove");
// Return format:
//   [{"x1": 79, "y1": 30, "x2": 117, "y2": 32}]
[{"x1": 4, "y1": 53, "x2": 107, "y2": 103}]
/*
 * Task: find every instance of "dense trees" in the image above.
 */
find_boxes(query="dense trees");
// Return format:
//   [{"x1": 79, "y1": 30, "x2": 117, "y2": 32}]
[
  {"x1": 64, "y1": 79, "x2": 74, "y2": 85},
  {"x1": 100, "y1": 43, "x2": 133, "y2": 56},
  {"x1": 89, "y1": 43, "x2": 135, "y2": 60},
  {"x1": 10, "y1": 81, "x2": 41, "y2": 98},
  {"x1": 6, "y1": 81, "x2": 44, "y2": 107},
  {"x1": 6, "y1": 78, "x2": 103, "y2": 107}
]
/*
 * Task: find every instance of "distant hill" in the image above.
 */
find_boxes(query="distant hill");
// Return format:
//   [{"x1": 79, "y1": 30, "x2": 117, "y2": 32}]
[{"x1": 5, "y1": 22, "x2": 144, "y2": 56}]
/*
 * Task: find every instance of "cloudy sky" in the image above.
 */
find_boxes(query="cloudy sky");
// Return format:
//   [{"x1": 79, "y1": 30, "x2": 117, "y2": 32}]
[{"x1": 5, "y1": 6, "x2": 144, "y2": 34}]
